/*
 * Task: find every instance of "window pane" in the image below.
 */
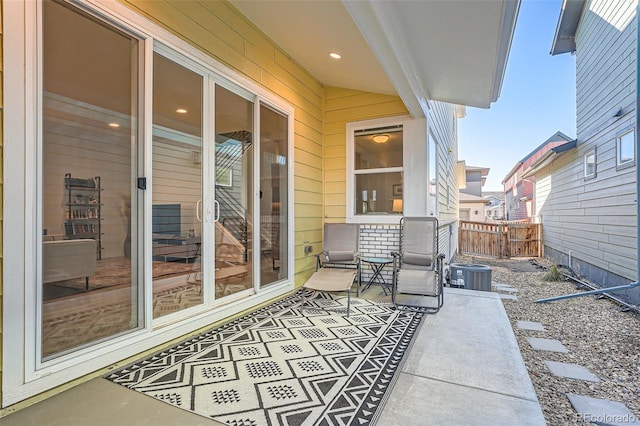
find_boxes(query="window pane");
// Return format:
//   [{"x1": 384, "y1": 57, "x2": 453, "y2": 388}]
[
  {"x1": 42, "y1": 1, "x2": 140, "y2": 358},
  {"x1": 260, "y1": 105, "x2": 289, "y2": 286},
  {"x1": 152, "y1": 52, "x2": 203, "y2": 319},
  {"x1": 619, "y1": 131, "x2": 635, "y2": 164},
  {"x1": 355, "y1": 126, "x2": 403, "y2": 169},
  {"x1": 585, "y1": 151, "x2": 596, "y2": 176},
  {"x1": 215, "y1": 86, "x2": 254, "y2": 298},
  {"x1": 355, "y1": 172, "x2": 403, "y2": 215},
  {"x1": 428, "y1": 132, "x2": 437, "y2": 216}
]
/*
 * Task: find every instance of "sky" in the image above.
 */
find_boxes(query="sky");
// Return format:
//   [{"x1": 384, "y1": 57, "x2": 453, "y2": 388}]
[{"x1": 458, "y1": 0, "x2": 577, "y2": 192}]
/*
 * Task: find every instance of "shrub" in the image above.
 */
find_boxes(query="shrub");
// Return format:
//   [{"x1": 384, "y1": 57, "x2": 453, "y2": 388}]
[{"x1": 542, "y1": 264, "x2": 562, "y2": 282}]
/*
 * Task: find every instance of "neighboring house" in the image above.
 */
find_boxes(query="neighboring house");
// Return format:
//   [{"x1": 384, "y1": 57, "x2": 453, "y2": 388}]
[
  {"x1": 460, "y1": 165, "x2": 490, "y2": 197},
  {"x1": 524, "y1": 0, "x2": 638, "y2": 304},
  {"x1": 459, "y1": 193, "x2": 490, "y2": 222},
  {"x1": 484, "y1": 191, "x2": 506, "y2": 221},
  {"x1": 0, "y1": 0, "x2": 519, "y2": 413},
  {"x1": 459, "y1": 165, "x2": 490, "y2": 221},
  {"x1": 503, "y1": 131, "x2": 574, "y2": 221}
]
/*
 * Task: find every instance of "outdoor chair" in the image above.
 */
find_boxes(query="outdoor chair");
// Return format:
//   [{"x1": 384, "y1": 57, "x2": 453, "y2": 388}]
[
  {"x1": 391, "y1": 216, "x2": 445, "y2": 313},
  {"x1": 301, "y1": 223, "x2": 361, "y2": 315}
]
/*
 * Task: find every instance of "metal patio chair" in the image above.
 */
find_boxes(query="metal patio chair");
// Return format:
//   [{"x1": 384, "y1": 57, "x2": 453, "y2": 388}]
[
  {"x1": 391, "y1": 216, "x2": 445, "y2": 313},
  {"x1": 301, "y1": 223, "x2": 361, "y2": 315}
]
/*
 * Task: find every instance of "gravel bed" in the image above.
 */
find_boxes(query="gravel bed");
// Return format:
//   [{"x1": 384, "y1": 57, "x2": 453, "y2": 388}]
[{"x1": 457, "y1": 255, "x2": 640, "y2": 425}]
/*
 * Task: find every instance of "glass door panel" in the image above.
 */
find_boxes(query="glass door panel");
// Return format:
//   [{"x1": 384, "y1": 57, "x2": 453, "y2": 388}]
[
  {"x1": 260, "y1": 105, "x2": 289, "y2": 286},
  {"x1": 41, "y1": 1, "x2": 140, "y2": 358},
  {"x1": 214, "y1": 86, "x2": 254, "y2": 298},
  {"x1": 152, "y1": 53, "x2": 203, "y2": 318}
]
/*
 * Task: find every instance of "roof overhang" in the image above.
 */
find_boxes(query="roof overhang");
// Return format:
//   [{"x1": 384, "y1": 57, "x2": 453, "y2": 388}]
[
  {"x1": 344, "y1": 0, "x2": 520, "y2": 114},
  {"x1": 551, "y1": 0, "x2": 587, "y2": 55},
  {"x1": 231, "y1": 1, "x2": 520, "y2": 117},
  {"x1": 522, "y1": 140, "x2": 577, "y2": 178}
]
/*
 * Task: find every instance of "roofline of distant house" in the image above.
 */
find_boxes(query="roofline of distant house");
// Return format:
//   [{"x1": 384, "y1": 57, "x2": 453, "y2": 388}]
[
  {"x1": 501, "y1": 131, "x2": 574, "y2": 183},
  {"x1": 521, "y1": 139, "x2": 577, "y2": 179}
]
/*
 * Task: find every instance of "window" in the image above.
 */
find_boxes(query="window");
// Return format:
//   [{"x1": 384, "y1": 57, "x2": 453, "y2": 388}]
[
  {"x1": 584, "y1": 149, "x2": 596, "y2": 179},
  {"x1": 428, "y1": 132, "x2": 437, "y2": 216},
  {"x1": 352, "y1": 122, "x2": 404, "y2": 216},
  {"x1": 346, "y1": 116, "x2": 428, "y2": 223},
  {"x1": 617, "y1": 129, "x2": 635, "y2": 169}
]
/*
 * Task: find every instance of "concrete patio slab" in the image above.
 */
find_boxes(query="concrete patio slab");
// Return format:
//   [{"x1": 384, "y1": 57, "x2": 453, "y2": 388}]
[
  {"x1": 517, "y1": 320, "x2": 546, "y2": 331},
  {"x1": 377, "y1": 374, "x2": 546, "y2": 426},
  {"x1": 2, "y1": 288, "x2": 545, "y2": 426},
  {"x1": 544, "y1": 361, "x2": 599, "y2": 382},
  {"x1": 526, "y1": 337, "x2": 569, "y2": 353},
  {"x1": 401, "y1": 288, "x2": 540, "y2": 402},
  {"x1": 567, "y1": 393, "x2": 639, "y2": 425}
]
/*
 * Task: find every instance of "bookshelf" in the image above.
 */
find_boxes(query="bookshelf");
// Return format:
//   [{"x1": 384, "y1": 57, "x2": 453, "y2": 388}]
[{"x1": 64, "y1": 173, "x2": 103, "y2": 259}]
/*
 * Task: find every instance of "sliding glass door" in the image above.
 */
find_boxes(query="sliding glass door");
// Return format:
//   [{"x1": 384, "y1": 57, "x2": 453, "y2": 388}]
[{"x1": 36, "y1": 0, "x2": 291, "y2": 363}]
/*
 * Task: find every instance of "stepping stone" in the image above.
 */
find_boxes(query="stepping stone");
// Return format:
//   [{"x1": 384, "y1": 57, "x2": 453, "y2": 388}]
[
  {"x1": 567, "y1": 393, "x2": 640, "y2": 425},
  {"x1": 526, "y1": 337, "x2": 568, "y2": 353},
  {"x1": 496, "y1": 286, "x2": 518, "y2": 293},
  {"x1": 516, "y1": 321, "x2": 546, "y2": 332},
  {"x1": 544, "y1": 361, "x2": 599, "y2": 382},
  {"x1": 499, "y1": 294, "x2": 518, "y2": 300}
]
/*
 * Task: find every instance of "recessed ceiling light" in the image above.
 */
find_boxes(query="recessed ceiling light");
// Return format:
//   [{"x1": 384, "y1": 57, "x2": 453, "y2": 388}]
[
  {"x1": 329, "y1": 52, "x2": 342, "y2": 60},
  {"x1": 108, "y1": 122, "x2": 120, "y2": 128},
  {"x1": 176, "y1": 108, "x2": 188, "y2": 114}
]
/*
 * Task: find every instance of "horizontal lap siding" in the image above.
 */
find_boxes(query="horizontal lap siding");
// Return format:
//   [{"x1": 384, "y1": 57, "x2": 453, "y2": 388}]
[
  {"x1": 323, "y1": 87, "x2": 408, "y2": 223},
  {"x1": 122, "y1": 0, "x2": 324, "y2": 284},
  {"x1": 0, "y1": 0, "x2": 4, "y2": 388},
  {"x1": 536, "y1": 0, "x2": 637, "y2": 281},
  {"x1": 428, "y1": 101, "x2": 458, "y2": 222}
]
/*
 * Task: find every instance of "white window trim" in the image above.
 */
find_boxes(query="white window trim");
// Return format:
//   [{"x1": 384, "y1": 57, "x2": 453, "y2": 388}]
[
  {"x1": 3, "y1": 0, "x2": 296, "y2": 407},
  {"x1": 346, "y1": 116, "x2": 427, "y2": 224},
  {"x1": 584, "y1": 148, "x2": 597, "y2": 180},
  {"x1": 616, "y1": 127, "x2": 635, "y2": 170}
]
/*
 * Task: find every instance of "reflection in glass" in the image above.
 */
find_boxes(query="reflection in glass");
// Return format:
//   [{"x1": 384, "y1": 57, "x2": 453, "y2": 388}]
[
  {"x1": 619, "y1": 130, "x2": 635, "y2": 164},
  {"x1": 355, "y1": 125, "x2": 403, "y2": 169},
  {"x1": 354, "y1": 125, "x2": 403, "y2": 215},
  {"x1": 428, "y1": 132, "x2": 437, "y2": 216},
  {"x1": 260, "y1": 105, "x2": 289, "y2": 286},
  {"x1": 355, "y1": 172, "x2": 403, "y2": 214},
  {"x1": 41, "y1": 1, "x2": 139, "y2": 358},
  {"x1": 214, "y1": 86, "x2": 254, "y2": 298},
  {"x1": 152, "y1": 53, "x2": 204, "y2": 318}
]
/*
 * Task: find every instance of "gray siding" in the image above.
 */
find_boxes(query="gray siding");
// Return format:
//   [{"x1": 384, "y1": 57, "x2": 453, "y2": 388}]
[
  {"x1": 428, "y1": 100, "x2": 459, "y2": 222},
  {"x1": 537, "y1": 0, "x2": 637, "y2": 287}
]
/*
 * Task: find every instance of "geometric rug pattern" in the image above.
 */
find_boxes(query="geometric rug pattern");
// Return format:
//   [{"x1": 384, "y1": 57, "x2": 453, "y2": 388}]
[{"x1": 106, "y1": 291, "x2": 425, "y2": 425}]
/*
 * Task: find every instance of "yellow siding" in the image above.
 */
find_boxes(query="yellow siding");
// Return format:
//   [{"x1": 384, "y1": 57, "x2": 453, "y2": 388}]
[
  {"x1": 0, "y1": 0, "x2": 4, "y2": 397},
  {"x1": 120, "y1": 0, "x2": 324, "y2": 285},
  {"x1": 323, "y1": 87, "x2": 408, "y2": 222}
]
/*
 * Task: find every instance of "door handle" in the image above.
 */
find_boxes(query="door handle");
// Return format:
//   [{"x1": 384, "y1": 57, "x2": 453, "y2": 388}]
[
  {"x1": 213, "y1": 199, "x2": 220, "y2": 222},
  {"x1": 196, "y1": 199, "x2": 202, "y2": 222}
]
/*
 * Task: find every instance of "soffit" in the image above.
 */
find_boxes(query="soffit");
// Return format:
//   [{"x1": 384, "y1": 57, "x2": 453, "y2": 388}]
[{"x1": 231, "y1": 0, "x2": 520, "y2": 115}]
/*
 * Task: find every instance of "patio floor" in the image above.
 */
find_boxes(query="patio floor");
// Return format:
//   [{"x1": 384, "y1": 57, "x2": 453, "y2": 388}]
[{"x1": 1, "y1": 287, "x2": 545, "y2": 425}]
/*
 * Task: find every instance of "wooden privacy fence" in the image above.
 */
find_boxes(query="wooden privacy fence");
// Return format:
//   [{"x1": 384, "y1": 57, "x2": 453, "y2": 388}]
[{"x1": 458, "y1": 220, "x2": 542, "y2": 259}]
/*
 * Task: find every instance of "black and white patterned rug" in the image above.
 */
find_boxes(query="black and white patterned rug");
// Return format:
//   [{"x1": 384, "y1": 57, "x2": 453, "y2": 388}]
[{"x1": 106, "y1": 291, "x2": 425, "y2": 425}]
